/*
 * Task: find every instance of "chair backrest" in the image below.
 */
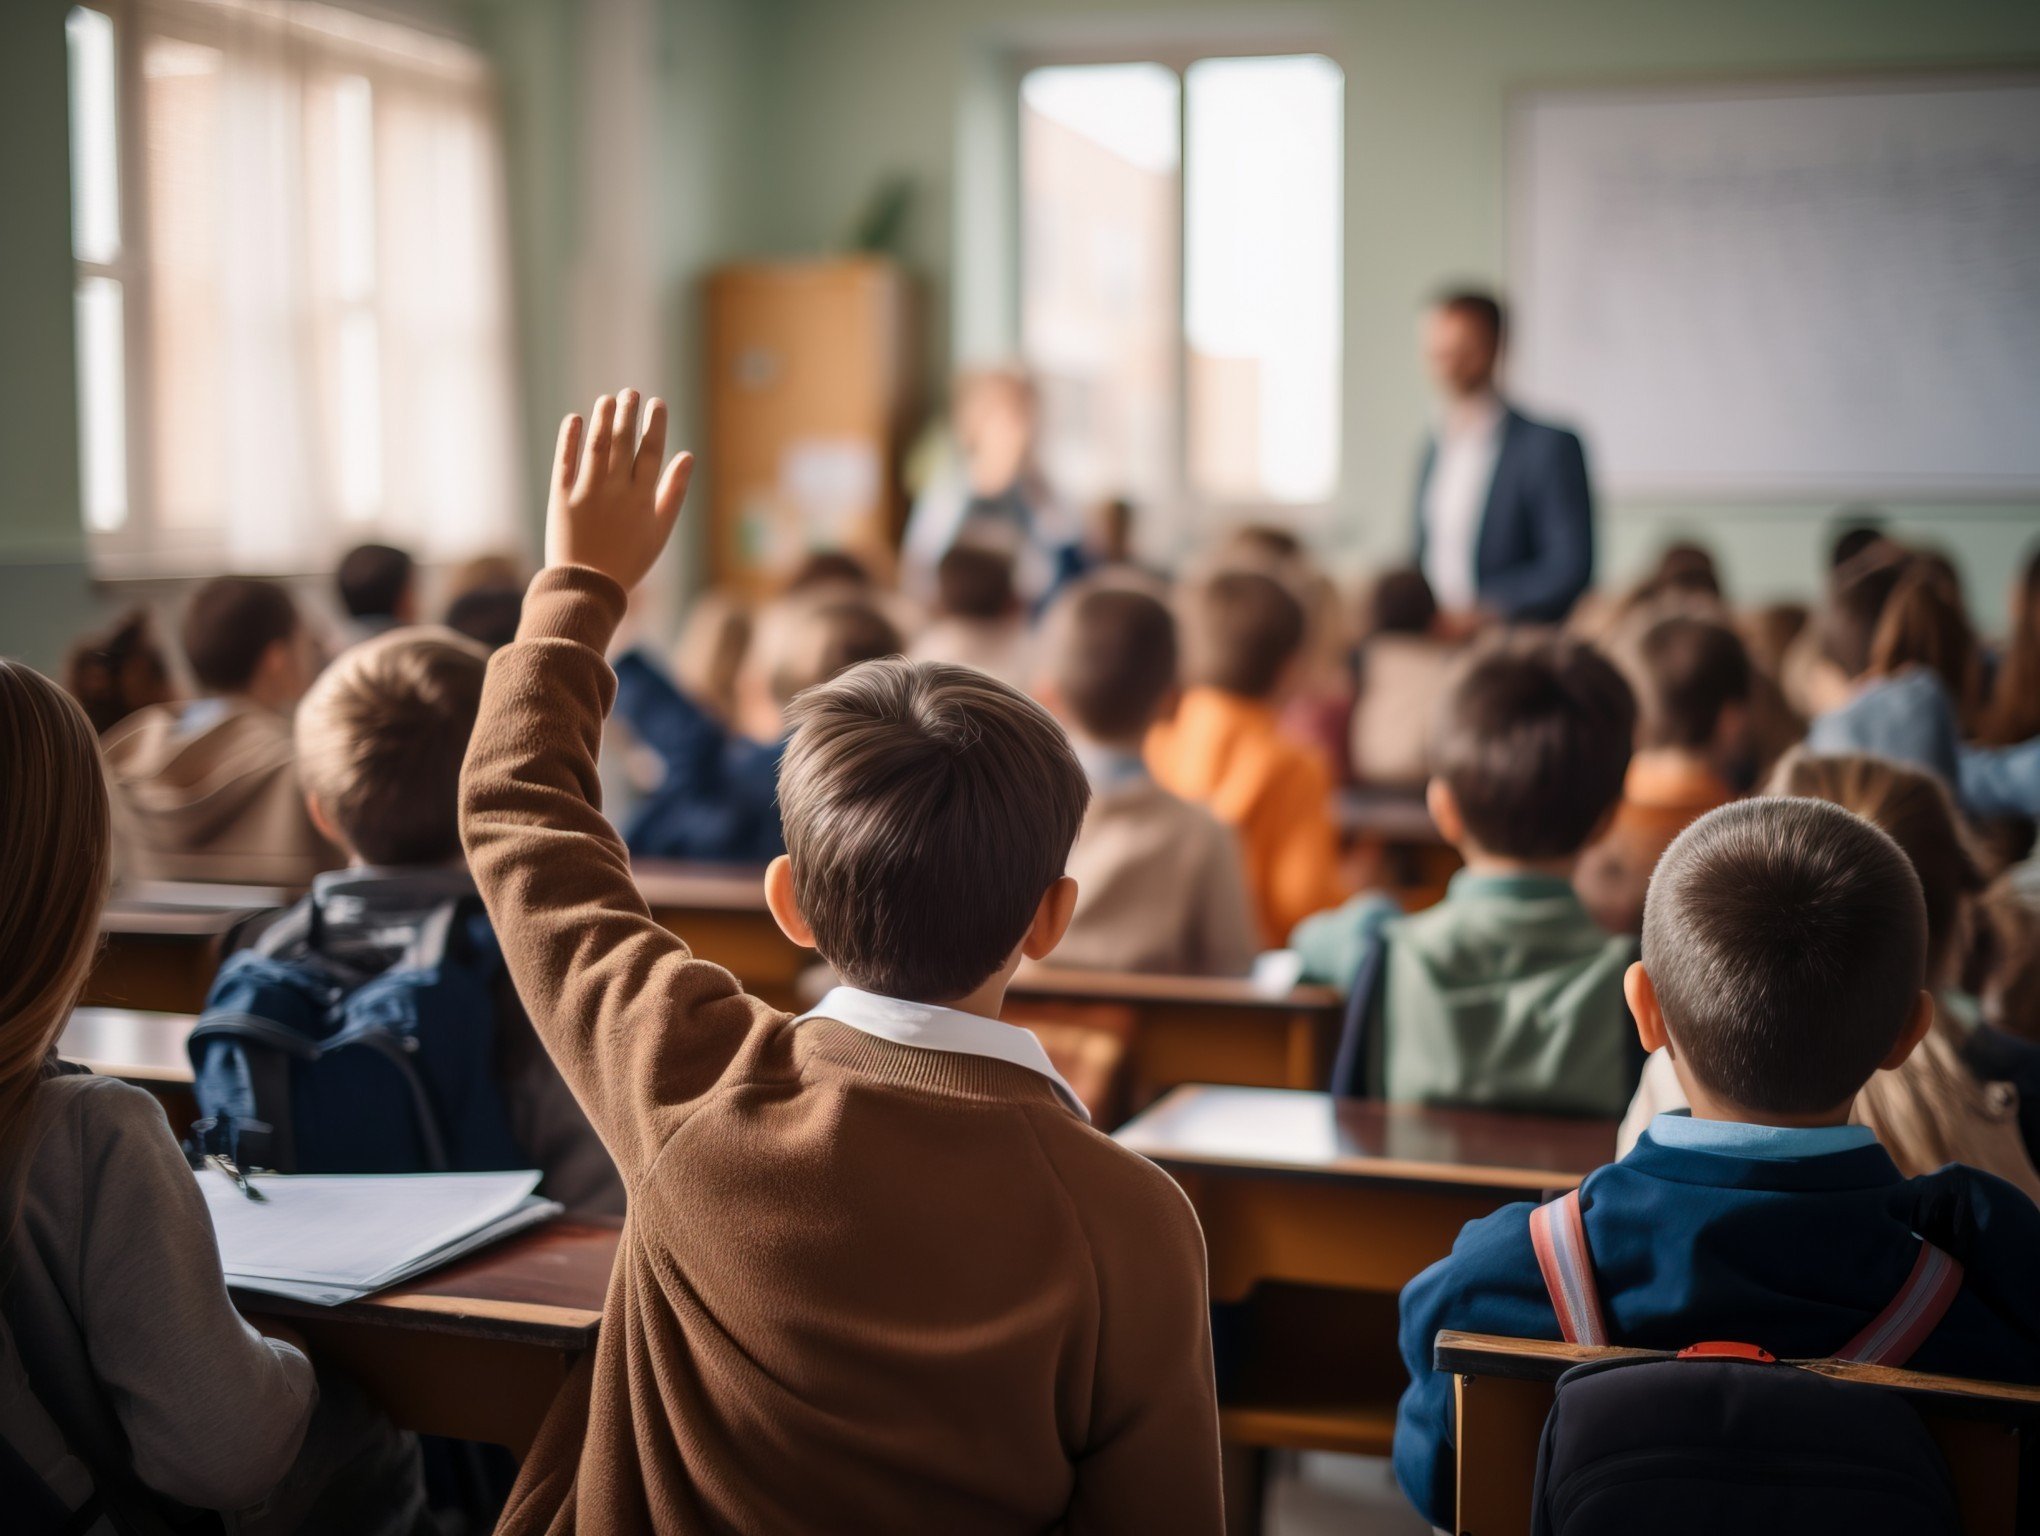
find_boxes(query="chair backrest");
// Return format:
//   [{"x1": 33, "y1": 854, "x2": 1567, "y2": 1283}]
[
  {"x1": 1441, "y1": 1331, "x2": 2040, "y2": 1536},
  {"x1": 1532, "y1": 1352, "x2": 1961, "y2": 1536}
]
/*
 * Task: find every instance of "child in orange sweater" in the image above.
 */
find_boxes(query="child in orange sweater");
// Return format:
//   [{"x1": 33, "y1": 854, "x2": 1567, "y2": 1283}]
[{"x1": 1148, "y1": 568, "x2": 1346, "y2": 946}]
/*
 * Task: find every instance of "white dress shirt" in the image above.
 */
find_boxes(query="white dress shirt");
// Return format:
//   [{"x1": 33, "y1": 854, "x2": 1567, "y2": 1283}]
[
  {"x1": 1421, "y1": 392, "x2": 1506, "y2": 614},
  {"x1": 797, "y1": 985, "x2": 1091, "y2": 1122}
]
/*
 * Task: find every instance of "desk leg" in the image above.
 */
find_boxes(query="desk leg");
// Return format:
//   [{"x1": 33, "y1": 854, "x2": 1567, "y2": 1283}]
[
  {"x1": 1221, "y1": 1440, "x2": 1269, "y2": 1536},
  {"x1": 1452, "y1": 1373, "x2": 1549, "y2": 1536}
]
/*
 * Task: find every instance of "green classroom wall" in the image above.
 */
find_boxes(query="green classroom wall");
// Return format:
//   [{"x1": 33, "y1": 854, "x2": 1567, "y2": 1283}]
[{"x1": 2, "y1": 0, "x2": 2036, "y2": 671}]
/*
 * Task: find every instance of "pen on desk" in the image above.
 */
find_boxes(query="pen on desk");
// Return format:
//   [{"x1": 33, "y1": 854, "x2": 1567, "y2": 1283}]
[{"x1": 207, "y1": 1153, "x2": 267, "y2": 1203}]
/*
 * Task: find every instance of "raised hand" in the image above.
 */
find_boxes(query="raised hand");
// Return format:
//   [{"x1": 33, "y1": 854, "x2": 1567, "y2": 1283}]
[{"x1": 543, "y1": 389, "x2": 695, "y2": 594}]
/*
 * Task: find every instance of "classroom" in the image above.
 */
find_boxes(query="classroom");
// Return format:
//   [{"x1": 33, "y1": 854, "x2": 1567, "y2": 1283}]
[{"x1": 3, "y1": 0, "x2": 2040, "y2": 1531}]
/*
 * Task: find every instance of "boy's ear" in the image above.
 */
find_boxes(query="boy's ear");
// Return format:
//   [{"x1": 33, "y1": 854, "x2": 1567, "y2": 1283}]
[
  {"x1": 1424, "y1": 777, "x2": 1465, "y2": 845},
  {"x1": 1020, "y1": 875, "x2": 1080, "y2": 963},
  {"x1": 1625, "y1": 961, "x2": 1670, "y2": 1056},
  {"x1": 763, "y1": 855, "x2": 816, "y2": 950},
  {"x1": 1879, "y1": 990, "x2": 1937, "y2": 1073},
  {"x1": 304, "y1": 793, "x2": 348, "y2": 856}
]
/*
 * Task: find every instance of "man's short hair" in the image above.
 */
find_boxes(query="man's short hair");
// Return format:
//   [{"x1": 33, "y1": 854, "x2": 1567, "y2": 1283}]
[
  {"x1": 779, "y1": 659, "x2": 1090, "y2": 1001},
  {"x1": 1045, "y1": 582, "x2": 1178, "y2": 742},
  {"x1": 1630, "y1": 614, "x2": 1751, "y2": 752},
  {"x1": 1644, "y1": 797, "x2": 1927, "y2": 1116},
  {"x1": 1432, "y1": 287, "x2": 1506, "y2": 348},
  {"x1": 936, "y1": 543, "x2": 1017, "y2": 620},
  {"x1": 760, "y1": 597, "x2": 902, "y2": 706},
  {"x1": 336, "y1": 543, "x2": 415, "y2": 621},
  {"x1": 181, "y1": 577, "x2": 301, "y2": 695},
  {"x1": 296, "y1": 627, "x2": 486, "y2": 866},
  {"x1": 1184, "y1": 569, "x2": 1307, "y2": 699},
  {"x1": 1430, "y1": 635, "x2": 1635, "y2": 859}
]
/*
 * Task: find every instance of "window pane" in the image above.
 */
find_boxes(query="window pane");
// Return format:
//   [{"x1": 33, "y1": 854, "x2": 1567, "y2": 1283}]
[
  {"x1": 336, "y1": 309, "x2": 384, "y2": 521},
  {"x1": 67, "y1": 7, "x2": 121, "y2": 264},
  {"x1": 74, "y1": 276, "x2": 129, "y2": 532},
  {"x1": 1020, "y1": 63, "x2": 1180, "y2": 508},
  {"x1": 333, "y1": 75, "x2": 377, "y2": 302},
  {"x1": 1185, "y1": 54, "x2": 1343, "y2": 504}
]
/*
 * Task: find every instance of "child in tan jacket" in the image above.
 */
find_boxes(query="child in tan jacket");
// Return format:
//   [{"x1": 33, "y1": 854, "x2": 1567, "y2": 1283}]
[{"x1": 459, "y1": 390, "x2": 1222, "y2": 1535}]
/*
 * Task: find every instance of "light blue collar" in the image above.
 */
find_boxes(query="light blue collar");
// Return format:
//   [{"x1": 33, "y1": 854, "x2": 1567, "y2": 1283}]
[
  {"x1": 1445, "y1": 869, "x2": 1578, "y2": 902},
  {"x1": 1073, "y1": 741, "x2": 1151, "y2": 795},
  {"x1": 1647, "y1": 1110, "x2": 1877, "y2": 1161}
]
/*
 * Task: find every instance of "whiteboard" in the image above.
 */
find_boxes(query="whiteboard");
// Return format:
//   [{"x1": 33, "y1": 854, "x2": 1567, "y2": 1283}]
[{"x1": 1510, "y1": 76, "x2": 2040, "y2": 498}]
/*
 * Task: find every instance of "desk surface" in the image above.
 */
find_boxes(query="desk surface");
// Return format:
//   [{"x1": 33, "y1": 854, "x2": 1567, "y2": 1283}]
[
  {"x1": 100, "y1": 882, "x2": 293, "y2": 937},
  {"x1": 633, "y1": 859, "x2": 773, "y2": 912},
  {"x1": 62, "y1": 1007, "x2": 197, "y2": 1083},
  {"x1": 240, "y1": 1216, "x2": 619, "y2": 1348},
  {"x1": 1115, "y1": 1086, "x2": 1614, "y2": 1192},
  {"x1": 1008, "y1": 964, "x2": 1341, "y2": 1013}
]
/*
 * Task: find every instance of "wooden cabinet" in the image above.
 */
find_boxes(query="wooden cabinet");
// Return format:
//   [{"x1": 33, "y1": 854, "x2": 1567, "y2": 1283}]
[{"x1": 703, "y1": 258, "x2": 917, "y2": 593}]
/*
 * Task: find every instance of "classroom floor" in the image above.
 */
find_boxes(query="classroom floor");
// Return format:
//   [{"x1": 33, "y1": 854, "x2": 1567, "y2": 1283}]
[{"x1": 1269, "y1": 1453, "x2": 1432, "y2": 1535}]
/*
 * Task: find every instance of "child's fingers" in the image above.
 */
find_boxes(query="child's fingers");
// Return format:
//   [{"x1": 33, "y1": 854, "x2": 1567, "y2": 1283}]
[
  {"x1": 579, "y1": 395, "x2": 616, "y2": 494},
  {"x1": 610, "y1": 391, "x2": 641, "y2": 478},
  {"x1": 654, "y1": 450, "x2": 695, "y2": 527},
  {"x1": 553, "y1": 414, "x2": 584, "y2": 493},
  {"x1": 635, "y1": 399, "x2": 670, "y2": 484}
]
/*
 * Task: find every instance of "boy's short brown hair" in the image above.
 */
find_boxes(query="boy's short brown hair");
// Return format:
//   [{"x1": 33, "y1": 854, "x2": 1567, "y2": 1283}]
[
  {"x1": 779, "y1": 659, "x2": 1090, "y2": 1001},
  {"x1": 1644, "y1": 797, "x2": 1927, "y2": 1116},
  {"x1": 936, "y1": 544, "x2": 1018, "y2": 621},
  {"x1": 1429, "y1": 635, "x2": 1636, "y2": 860},
  {"x1": 1630, "y1": 614, "x2": 1751, "y2": 751},
  {"x1": 182, "y1": 576, "x2": 301, "y2": 694},
  {"x1": 762, "y1": 597, "x2": 902, "y2": 705},
  {"x1": 1184, "y1": 569, "x2": 1306, "y2": 699},
  {"x1": 1044, "y1": 582, "x2": 1178, "y2": 742},
  {"x1": 296, "y1": 627, "x2": 487, "y2": 866}
]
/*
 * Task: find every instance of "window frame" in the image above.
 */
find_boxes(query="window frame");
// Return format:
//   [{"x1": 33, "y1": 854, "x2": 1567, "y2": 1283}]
[
  {"x1": 1012, "y1": 39, "x2": 1346, "y2": 554},
  {"x1": 64, "y1": 0, "x2": 519, "y2": 582}
]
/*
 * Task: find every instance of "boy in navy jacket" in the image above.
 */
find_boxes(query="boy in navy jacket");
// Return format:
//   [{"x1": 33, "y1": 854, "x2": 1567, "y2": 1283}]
[{"x1": 1395, "y1": 796, "x2": 2040, "y2": 1527}]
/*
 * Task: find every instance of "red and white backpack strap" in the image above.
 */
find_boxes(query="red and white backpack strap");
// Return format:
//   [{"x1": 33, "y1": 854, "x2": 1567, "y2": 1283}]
[
  {"x1": 1530, "y1": 1189, "x2": 1610, "y2": 1348},
  {"x1": 1836, "y1": 1240, "x2": 1965, "y2": 1368}
]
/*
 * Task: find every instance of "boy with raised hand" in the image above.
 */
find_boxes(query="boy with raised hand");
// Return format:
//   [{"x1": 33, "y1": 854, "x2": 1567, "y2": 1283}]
[
  {"x1": 459, "y1": 391, "x2": 1222, "y2": 1535},
  {"x1": 1392, "y1": 796, "x2": 2040, "y2": 1527}
]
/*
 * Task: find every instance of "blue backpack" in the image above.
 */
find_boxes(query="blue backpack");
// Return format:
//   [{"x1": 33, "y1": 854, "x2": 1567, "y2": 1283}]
[{"x1": 188, "y1": 895, "x2": 525, "y2": 1175}]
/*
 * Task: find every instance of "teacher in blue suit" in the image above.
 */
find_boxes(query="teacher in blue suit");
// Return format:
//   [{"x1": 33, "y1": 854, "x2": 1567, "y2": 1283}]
[{"x1": 1413, "y1": 289, "x2": 1594, "y2": 627}]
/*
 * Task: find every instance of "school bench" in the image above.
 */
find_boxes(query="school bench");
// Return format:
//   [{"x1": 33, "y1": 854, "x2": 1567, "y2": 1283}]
[
  {"x1": 632, "y1": 859, "x2": 809, "y2": 1010},
  {"x1": 1439, "y1": 1330, "x2": 2040, "y2": 1536},
  {"x1": 85, "y1": 882, "x2": 294, "y2": 1013},
  {"x1": 1115, "y1": 1086, "x2": 1614, "y2": 1530},
  {"x1": 1004, "y1": 965, "x2": 1344, "y2": 1123},
  {"x1": 235, "y1": 1218, "x2": 618, "y2": 1456}
]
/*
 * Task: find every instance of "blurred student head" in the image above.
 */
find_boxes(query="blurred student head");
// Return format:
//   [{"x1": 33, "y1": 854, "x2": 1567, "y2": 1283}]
[
  {"x1": 1426, "y1": 635, "x2": 1635, "y2": 867},
  {"x1": 671, "y1": 592, "x2": 753, "y2": 725},
  {"x1": 1827, "y1": 510, "x2": 1889, "y2": 572},
  {"x1": 935, "y1": 543, "x2": 1019, "y2": 623},
  {"x1": 444, "y1": 585, "x2": 525, "y2": 653},
  {"x1": 181, "y1": 576, "x2": 315, "y2": 709},
  {"x1": 1869, "y1": 561, "x2": 1981, "y2": 715},
  {"x1": 734, "y1": 596, "x2": 903, "y2": 742},
  {"x1": 336, "y1": 543, "x2": 417, "y2": 628},
  {"x1": 1819, "y1": 543, "x2": 1914, "y2": 681},
  {"x1": 1182, "y1": 569, "x2": 1308, "y2": 704},
  {"x1": 1983, "y1": 542, "x2": 2040, "y2": 746},
  {"x1": 1627, "y1": 613, "x2": 1753, "y2": 766},
  {"x1": 1038, "y1": 580, "x2": 1179, "y2": 749},
  {"x1": 779, "y1": 549, "x2": 876, "y2": 601},
  {"x1": 1359, "y1": 568, "x2": 1439, "y2": 641},
  {"x1": 296, "y1": 628, "x2": 487, "y2": 868},
  {"x1": 1424, "y1": 287, "x2": 1505, "y2": 400},
  {"x1": 63, "y1": 607, "x2": 176, "y2": 736}
]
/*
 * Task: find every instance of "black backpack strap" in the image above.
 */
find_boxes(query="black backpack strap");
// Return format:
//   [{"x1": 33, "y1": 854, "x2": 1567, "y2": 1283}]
[{"x1": 1328, "y1": 926, "x2": 1390, "y2": 1097}]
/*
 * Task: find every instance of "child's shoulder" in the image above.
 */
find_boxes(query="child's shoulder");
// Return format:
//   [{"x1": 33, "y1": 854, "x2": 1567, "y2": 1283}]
[
  {"x1": 27, "y1": 1070, "x2": 179, "y2": 1169},
  {"x1": 1036, "y1": 1112, "x2": 1206, "y2": 1253}
]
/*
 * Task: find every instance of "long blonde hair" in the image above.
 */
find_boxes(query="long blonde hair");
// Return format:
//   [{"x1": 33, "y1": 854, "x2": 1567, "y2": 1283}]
[{"x1": 0, "y1": 661, "x2": 114, "y2": 1157}]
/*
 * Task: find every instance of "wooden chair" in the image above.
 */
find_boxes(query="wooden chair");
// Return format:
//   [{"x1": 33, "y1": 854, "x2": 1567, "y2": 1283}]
[
  {"x1": 633, "y1": 859, "x2": 808, "y2": 1011},
  {"x1": 1440, "y1": 1330, "x2": 2040, "y2": 1536}
]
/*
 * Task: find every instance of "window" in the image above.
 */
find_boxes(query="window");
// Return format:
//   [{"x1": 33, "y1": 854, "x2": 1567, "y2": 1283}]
[
  {"x1": 1020, "y1": 53, "x2": 1343, "y2": 549},
  {"x1": 65, "y1": 0, "x2": 520, "y2": 578}
]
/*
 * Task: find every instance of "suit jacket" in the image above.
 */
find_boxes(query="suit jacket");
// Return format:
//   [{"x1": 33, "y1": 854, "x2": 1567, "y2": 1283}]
[{"x1": 1413, "y1": 407, "x2": 1594, "y2": 623}]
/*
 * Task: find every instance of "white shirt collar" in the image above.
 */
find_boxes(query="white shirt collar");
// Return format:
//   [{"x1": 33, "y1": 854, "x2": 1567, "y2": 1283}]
[{"x1": 796, "y1": 985, "x2": 1091, "y2": 1123}]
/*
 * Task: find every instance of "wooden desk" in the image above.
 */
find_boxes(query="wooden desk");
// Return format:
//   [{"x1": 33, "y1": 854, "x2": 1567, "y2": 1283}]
[
  {"x1": 1441, "y1": 1331, "x2": 2038, "y2": 1536},
  {"x1": 86, "y1": 883, "x2": 291, "y2": 1013},
  {"x1": 1005, "y1": 967, "x2": 1343, "y2": 1115},
  {"x1": 238, "y1": 1218, "x2": 619, "y2": 1456},
  {"x1": 1117, "y1": 1087, "x2": 1613, "y2": 1470},
  {"x1": 634, "y1": 860, "x2": 808, "y2": 1010},
  {"x1": 61, "y1": 1006, "x2": 198, "y2": 1128}
]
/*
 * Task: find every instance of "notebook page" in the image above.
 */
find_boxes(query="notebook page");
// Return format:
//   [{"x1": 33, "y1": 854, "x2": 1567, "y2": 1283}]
[{"x1": 200, "y1": 1169, "x2": 542, "y2": 1288}]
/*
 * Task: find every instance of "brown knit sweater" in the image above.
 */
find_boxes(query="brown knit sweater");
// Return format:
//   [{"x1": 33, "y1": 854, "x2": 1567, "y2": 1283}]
[{"x1": 460, "y1": 567, "x2": 1223, "y2": 1535}]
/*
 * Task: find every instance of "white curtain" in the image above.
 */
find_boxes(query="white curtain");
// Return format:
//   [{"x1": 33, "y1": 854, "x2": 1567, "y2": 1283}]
[{"x1": 103, "y1": 0, "x2": 520, "y2": 575}]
